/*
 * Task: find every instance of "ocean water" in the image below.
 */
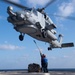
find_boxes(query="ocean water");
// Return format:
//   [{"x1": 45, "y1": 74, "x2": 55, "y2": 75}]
[{"x1": 49, "y1": 68, "x2": 75, "y2": 72}]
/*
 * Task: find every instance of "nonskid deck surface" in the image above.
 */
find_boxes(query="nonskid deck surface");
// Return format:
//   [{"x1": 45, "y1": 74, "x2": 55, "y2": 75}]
[{"x1": 0, "y1": 71, "x2": 75, "y2": 75}]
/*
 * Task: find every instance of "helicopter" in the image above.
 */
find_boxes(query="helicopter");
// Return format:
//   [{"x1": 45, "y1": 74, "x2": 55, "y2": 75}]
[{"x1": 1, "y1": 0, "x2": 74, "y2": 50}]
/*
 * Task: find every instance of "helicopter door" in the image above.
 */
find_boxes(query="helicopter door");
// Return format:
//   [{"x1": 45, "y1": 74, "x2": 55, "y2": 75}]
[
  {"x1": 29, "y1": 8, "x2": 38, "y2": 24},
  {"x1": 37, "y1": 12, "x2": 45, "y2": 29}
]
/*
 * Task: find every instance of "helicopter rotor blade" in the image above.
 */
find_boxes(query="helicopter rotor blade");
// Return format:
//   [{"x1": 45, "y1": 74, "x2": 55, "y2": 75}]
[
  {"x1": 50, "y1": 14, "x2": 75, "y2": 21},
  {"x1": 37, "y1": 0, "x2": 56, "y2": 12},
  {"x1": 44, "y1": 0, "x2": 56, "y2": 9},
  {"x1": 1, "y1": 0, "x2": 30, "y2": 9}
]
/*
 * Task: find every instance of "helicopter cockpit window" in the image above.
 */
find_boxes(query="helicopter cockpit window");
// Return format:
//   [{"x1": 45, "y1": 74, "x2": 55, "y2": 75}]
[{"x1": 32, "y1": 8, "x2": 37, "y2": 16}]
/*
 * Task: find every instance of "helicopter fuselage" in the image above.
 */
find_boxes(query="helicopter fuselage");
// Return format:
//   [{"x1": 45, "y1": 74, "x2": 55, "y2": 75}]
[{"x1": 7, "y1": 6, "x2": 74, "y2": 50}]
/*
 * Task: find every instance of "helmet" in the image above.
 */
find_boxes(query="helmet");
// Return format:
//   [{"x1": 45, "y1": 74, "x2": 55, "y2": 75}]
[{"x1": 42, "y1": 54, "x2": 46, "y2": 58}]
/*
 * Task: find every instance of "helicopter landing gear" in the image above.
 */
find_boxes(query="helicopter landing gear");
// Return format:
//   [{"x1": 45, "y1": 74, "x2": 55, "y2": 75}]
[
  {"x1": 48, "y1": 47, "x2": 52, "y2": 50},
  {"x1": 19, "y1": 33, "x2": 24, "y2": 41},
  {"x1": 35, "y1": 22, "x2": 42, "y2": 29},
  {"x1": 41, "y1": 29, "x2": 47, "y2": 38}
]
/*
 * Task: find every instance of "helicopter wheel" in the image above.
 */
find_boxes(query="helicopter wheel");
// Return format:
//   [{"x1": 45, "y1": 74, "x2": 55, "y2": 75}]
[
  {"x1": 48, "y1": 47, "x2": 52, "y2": 50},
  {"x1": 19, "y1": 34, "x2": 24, "y2": 41},
  {"x1": 42, "y1": 29, "x2": 47, "y2": 38},
  {"x1": 35, "y1": 22, "x2": 41, "y2": 29}
]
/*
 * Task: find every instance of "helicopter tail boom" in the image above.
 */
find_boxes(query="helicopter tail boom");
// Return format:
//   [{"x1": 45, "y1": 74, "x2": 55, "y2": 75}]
[
  {"x1": 48, "y1": 34, "x2": 74, "y2": 50},
  {"x1": 49, "y1": 42, "x2": 74, "y2": 50}
]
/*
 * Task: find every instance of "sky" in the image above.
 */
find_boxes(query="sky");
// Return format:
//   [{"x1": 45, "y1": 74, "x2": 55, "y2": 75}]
[{"x1": 0, "y1": 0, "x2": 75, "y2": 69}]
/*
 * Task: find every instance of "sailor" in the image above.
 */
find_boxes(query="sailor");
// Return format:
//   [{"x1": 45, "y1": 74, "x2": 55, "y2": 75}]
[
  {"x1": 37, "y1": 8, "x2": 47, "y2": 19},
  {"x1": 40, "y1": 53, "x2": 48, "y2": 73}
]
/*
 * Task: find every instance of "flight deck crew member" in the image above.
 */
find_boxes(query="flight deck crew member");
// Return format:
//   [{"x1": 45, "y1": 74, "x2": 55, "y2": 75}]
[{"x1": 40, "y1": 53, "x2": 48, "y2": 73}]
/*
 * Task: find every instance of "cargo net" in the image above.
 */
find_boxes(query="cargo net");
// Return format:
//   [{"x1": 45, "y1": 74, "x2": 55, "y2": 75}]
[{"x1": 28, "y1": 63, "x2": 41, "y2": 72}]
